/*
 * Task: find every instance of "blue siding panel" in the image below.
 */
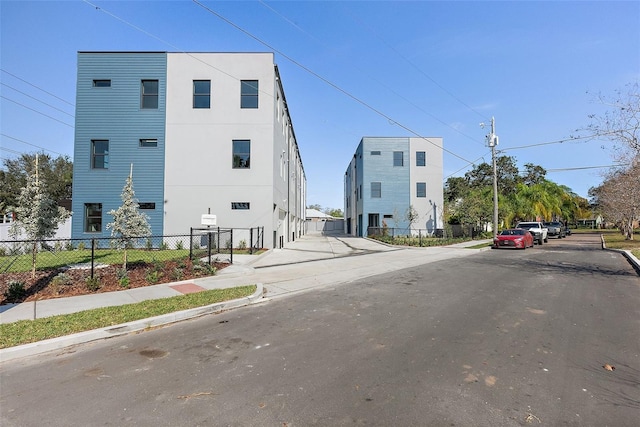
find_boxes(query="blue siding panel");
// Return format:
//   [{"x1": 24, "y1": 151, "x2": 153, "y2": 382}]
[
  {"x1": 72, "y1": 53, "x2": 167, "y2": 239},
  {"x1": 361, "y1": 137, "x2": 411, "y2": 232}
]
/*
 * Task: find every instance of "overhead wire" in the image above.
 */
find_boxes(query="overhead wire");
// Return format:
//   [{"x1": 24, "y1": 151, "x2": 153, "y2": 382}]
[
  {"x1": 1, "y1": 134, "x2": 68, "y2": 157},
  {"x1": 192, "y1": 0, "x2": 476, "y2": 165},
  {"x1": 258, "y1": 0, "x2": 486, "y2": 147},
  {"x1": 1, "y1": 83, "x2": 75, "y2": 118},
  {"x1": 0, "y1": 96, "x2": 74, "y2": 128},
  {"x1": 1, "y1": 69, "x2": 75, "y2": 106}
]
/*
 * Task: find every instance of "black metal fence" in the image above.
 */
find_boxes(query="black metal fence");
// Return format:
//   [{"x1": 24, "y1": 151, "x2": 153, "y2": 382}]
[{"x1": 1, "y1": 227, "x2": 265, "y2": 279}]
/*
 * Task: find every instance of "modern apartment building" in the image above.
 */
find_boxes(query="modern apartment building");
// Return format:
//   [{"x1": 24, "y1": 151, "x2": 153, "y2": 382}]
[
  {"x1": 72, "y1": 52, "x2": 306, "y2": 248},
  {"x1": 344, "y1": 137, "x2": 443, "y2": 237}
]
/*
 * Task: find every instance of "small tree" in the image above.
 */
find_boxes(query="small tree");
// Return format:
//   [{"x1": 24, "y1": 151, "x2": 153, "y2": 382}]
[
  {"x1": 405, "y1": 205, "x2": 419, "y2": 232},
  {"x1": 107, "y1": 166, "x2": 151, "y2": 270},
  {"x1": 9, "y1": 156, "x2": 70, "y2": 278}
]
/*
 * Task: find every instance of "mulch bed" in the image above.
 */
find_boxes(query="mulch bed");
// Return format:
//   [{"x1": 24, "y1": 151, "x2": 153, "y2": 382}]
[{"x1": 1, "y1": 259, "x2": 228, "y2": 305}]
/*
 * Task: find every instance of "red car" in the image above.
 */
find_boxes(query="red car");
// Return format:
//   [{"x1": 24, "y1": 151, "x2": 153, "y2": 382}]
[{"x1": 493, "y1": 228, "x2": 534, "y2": 249}]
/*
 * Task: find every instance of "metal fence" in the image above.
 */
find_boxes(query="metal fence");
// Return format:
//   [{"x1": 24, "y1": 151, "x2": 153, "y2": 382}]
[
  {"x1": 1, "y1": 227, "x2": 264, "y2": 279},
  {"x1": 367, "y1": 227, "x2": 472, "y2": 247}
]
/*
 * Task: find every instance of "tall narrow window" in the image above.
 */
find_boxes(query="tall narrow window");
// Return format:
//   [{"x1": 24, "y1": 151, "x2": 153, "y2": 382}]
[
  {"x1": 193, "y1": 80, "x2": 210, "y2": 108},
  {"x1": 232, "y1": 140, "x2": 251, "y2": 168},
  {"x1": 393, "y1": 151, "x2": 404, "y2": 166},
  {"x1": 417, "y1": 182, "x2": 426, "y2": 198},
  {"x1": 85, "y1": 203, "x2": 102, "y2": 232},
  {"x1": 141, "y1": 80, "x2": 159, "y2": 109},
  {"x1": 416, "y1": 151, "x2": 426, "y2": 166},
  {"x1": 241, "y1": 80, "x2": 259, "y2": 108},
  {"x1": 91, "y1": 140, "x2": 109, "y2": 169},
  {"x1": 371, "y1": 182, "x2": 381, "y2": 198}
]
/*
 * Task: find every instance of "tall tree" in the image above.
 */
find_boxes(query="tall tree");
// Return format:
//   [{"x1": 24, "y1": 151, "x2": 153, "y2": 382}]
[
  {"x1": 107, "y1": 166, "x2": 151, "y2": 269},
  {"x1": 9, "y1": 156, "x2": 71, "y2": 278},
  {"x1": 0, "y1": 153, "x2": 73, "y2": 213}
]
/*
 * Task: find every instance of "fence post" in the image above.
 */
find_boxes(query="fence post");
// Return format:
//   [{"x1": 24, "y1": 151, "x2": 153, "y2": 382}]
[
  {"x1": 189, "y1": 227, "x2": 193, "y2": 260},
  {"x1": 419, "y1": 229, "x2": 422, "y2": 247},
  {"x1": 217, "y1": 227, "x2": 220, "y2": 255},
  {"x1": 261, "y1": 226, "x2": 264, "y2": 249},
  {"x1": 250, "y1": 228, "x2": 254, "y2": 255},
  {"x1": 208, "y1": 231, "x2": 212, "y2": 265},
  {"x1": 91, "y1": 238, "x2": 96, "y2": 279},
  {"x1": 230, "y1": 229, "x2": 233, "y2": 264}
]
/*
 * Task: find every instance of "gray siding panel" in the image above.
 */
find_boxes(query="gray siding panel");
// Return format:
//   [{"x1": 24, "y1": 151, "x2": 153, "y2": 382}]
[{"x1": 72, "y1": 53, "x2": 167, "y2": 239}]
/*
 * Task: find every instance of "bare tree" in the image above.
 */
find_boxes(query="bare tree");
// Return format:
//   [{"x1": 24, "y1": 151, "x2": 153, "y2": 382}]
[{"x1": 592, "y1": 161, "x2": 640, "y2": 240}]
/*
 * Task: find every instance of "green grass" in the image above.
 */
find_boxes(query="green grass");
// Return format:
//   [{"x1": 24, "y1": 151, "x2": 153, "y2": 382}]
[
  {"x1": 600, "y1": 229, "x2": 640, "y2": 251},
  {"x1": 0, "y1": 285, "x2": 256, "y2": 349},
  {"x1": 0, "y1": 248, "x2": 191, "y2": 273},
  {"x1": 465, "y1": 242, "x2": 493, "y2": 249}
]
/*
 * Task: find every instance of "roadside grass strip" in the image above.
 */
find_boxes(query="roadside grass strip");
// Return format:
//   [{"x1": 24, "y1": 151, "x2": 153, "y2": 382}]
[{"x1": 0, "y1": 285, "x2": 256, "y2": 348}]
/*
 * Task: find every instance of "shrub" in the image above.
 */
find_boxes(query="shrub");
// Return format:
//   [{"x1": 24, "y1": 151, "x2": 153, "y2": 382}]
[
  {"x1": 77, "y1": 242, "x2": 86, "y2": 251},
  {"x1": 170, "y1": 267, "x2": 184, "y2": 281},
  {"x1": 85, "y1": 276, "x2": 101, "y2": 291},
  {"x1": 225, "y1": 239, "x2": 232, "y2": 250},
  {"x1": 65, "y1": 241, "x2": 74, "y2": 251},
  {"x1": 51, "y1": 272, "x2": 72, "y2": 287},
  {"x1": 145, "y1": 269, "x2": 162, "y2": 284},
  {"x1": 160, "y1": 241, "x2": 169, "y2": 251},
  {"x1": 175, "y1": 240, "x2": 184, "y2": 250},
  {"x1": 193, "y1": 261, "x2": 217, "y2": 277},
  {"x1": 4, "y1": 280, "x2": 27, "y2": 302},
  {"x1": 238, "y1": 239, "x2": 247, "y2": 250},
  {"x1": 146, "y1": 238, "x2": 154, "y2": 250},
  {"x1": 116, "y1": 268, "x2": 130, "y2": 288},
  {"x1": 0, "y1": 246, "x2": 6, "y2": 257}
]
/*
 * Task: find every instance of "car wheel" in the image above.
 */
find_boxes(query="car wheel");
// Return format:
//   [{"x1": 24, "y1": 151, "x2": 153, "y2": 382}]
[
  {"x1": 544, "y1": 237, "x2": 548, "y2": 243},
  {"x1": 538, "y1": 237, "x2": 544, "y2": 245}
]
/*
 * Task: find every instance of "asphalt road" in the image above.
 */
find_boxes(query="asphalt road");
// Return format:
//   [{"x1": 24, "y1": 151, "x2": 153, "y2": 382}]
[{"x1": 1, "y1": 234, "x2": 639, "y2": 426}]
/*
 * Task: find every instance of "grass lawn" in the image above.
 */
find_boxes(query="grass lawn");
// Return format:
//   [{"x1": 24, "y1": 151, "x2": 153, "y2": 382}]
[{"x1": 0, "y1": 285, "x2": 256, "y2": 349}]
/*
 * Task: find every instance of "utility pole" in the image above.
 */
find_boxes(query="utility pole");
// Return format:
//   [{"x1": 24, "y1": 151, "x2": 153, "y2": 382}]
[{"x1": 487, "y1": 117, "x2": 499, "y2": 238}]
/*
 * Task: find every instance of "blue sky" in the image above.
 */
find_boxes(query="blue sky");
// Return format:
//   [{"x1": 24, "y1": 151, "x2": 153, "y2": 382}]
[{"x1": 1, "y1": 1, "x2": 639, "y2": 211}]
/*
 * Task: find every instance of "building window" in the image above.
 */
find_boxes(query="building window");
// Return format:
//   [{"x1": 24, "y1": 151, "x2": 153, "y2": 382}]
[
  {"x1": 416, "y1": 151, "x2": 426, "y2": 166},
  {"x1": 232, "y1": 140, "x2": 251, "y2": 168},
  {"x1": 232, "y1": 202, "x2": 250, "y2": 210},
  {"x1": 141, "y1": 80, "x2": 159, "y2": 109},
  {"x1": 139, "y1": 203, "x2": 156, "y2": 210},
  {"x1": 241, "y1": 80, "x2": 259, "y2": 109},
  {"x1": 193, "y1": 80, "x2": 210, "y2": 108},
  {"x1": 93, "y1": 79, "x2": 111, "y2": 87},
  {"x1": 371, "y1": 182, "x2": 381, "y2": 198},
  {"x1": 417, "y1": 182, "x2": 426, "y2": 198},
  {"x1": 91, "y1": 140, "x2": 109, "y2": 169},
  {"x1": 139, "y1": 139, "x2": 157, "y2": 148},
  {"x1": 371, "y1": 151, "x2": 381, "y2": 155},
  {"x1": 393, "y1": 151, "x2": 404, "y2": 166},
  {"x1": 85, "y1": 203, "x2": 102, "y2": 232}
]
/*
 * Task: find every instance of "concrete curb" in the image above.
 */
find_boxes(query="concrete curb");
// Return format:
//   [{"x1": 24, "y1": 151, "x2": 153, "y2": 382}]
[
  {"x1": 600, "y1": 234, "x2": 640, "y2": 275},
  {"x1": 0, "y1": 284, "x2": 264, "y2": 364}
]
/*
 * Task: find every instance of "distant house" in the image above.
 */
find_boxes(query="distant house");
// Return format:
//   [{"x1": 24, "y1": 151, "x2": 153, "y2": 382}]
[
  {"x1": 305, "y1": 208, "x2": 344, "y2": 235},
  {"x1": 71, "y1": 52, "x2": 306, "y2": 249},
  {"x1": 344, "y1": 137, "x2": 443, "y2": 237}
]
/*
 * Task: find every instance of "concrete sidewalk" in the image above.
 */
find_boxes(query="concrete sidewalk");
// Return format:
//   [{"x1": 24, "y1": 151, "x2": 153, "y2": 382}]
[{"x1": 0, "y1": 235, "x2": 491, "y2": 361}]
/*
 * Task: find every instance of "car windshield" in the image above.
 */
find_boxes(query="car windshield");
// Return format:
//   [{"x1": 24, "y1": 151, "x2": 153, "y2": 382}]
[
  {"x1": 500, "y1": 229, "x2": 525, "y2": 236},
  {"x1": 518, "y1": 224, "x2": 534, "y2": 229}
]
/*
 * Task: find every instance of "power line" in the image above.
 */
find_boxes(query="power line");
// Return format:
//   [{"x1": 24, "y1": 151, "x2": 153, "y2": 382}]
[
  {"x1": 192, "y1": 0, "x2": 476, "y2": 165},
  {"x1": 0, "y1": 69, "x2": 75, "y2": 106},
  {"x1": 1, "y1": 83, "x2": 75, "y2": 118},
  {"x1": 1, "y1": 134, "x2": 68, "y2": 157},
  {"x1": 546, "y1": 164, "x2": 629, "y2": 172},
  {"x1": 339, "y1": 4, "x2": 490, "y2": 122},
  {"x1": 0, "y1": 96, "x2": 74, "y2": 128},
  {"x1": 258, "y1": 1, "x2": 485, "y2": 147}
]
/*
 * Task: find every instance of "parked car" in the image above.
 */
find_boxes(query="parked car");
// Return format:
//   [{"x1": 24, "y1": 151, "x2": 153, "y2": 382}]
[
  {"x1": 493, "y1": 228, "x2": 534, "y2": 249},
  {"x1": 515, "y1": 221, "x2": 548, "y2": 245},
  {"x1": 543, "y1": 221, "x2": 566, "y2": 238}
]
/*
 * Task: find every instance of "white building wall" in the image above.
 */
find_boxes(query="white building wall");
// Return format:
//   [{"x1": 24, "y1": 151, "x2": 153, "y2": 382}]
[
  {"x1": 409, "y1": 137, "x2": 443, "y2": 233},
  {"x1": 163, "y1": 53, "x2": 305, "y2": 248}
]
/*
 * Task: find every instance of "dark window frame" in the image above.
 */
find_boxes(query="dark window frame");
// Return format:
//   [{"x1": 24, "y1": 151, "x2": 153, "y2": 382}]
[
  {"x1": 91, "y1": 140, "x2": 109, "y2": 169},
  {"x1": 232, "y1": 140, "x2": 251, "y2": 169},
  {"x1": 139, "y1": 138, "x2": 158, "y2": 148},
  {"x1": 141, "y1": 79, "x2": 159, "y2": 109},
  {"x1": 417, "y1": 182, "x2": 427, "y2": 198},
  {"x1": 393, "y1": 151, "x2": 404, "y2": 167},
  {"x1": 371, "y1": 182, "x2": 382, "y2": 198},
  {"x1": 231, "y1": 202, "x2": 250, "y2": 210},
  {"x1": 193, "y1": 80, "x2": 211, "y2": 109},
  {"x1": 240, "y1": 80, "x2": 259, "y2": 109},
  {"x1": 416, "y1": 151, "x2": 426, "y2": 166},
  {"x1": 84, "y1": 203, "x2": 102, "y2": 233},
  {"x1": 139, "y1": 203, "x2": 156, "y2": 210},
  {"x1": 93, "y1": 79, "x2": 111, "y2": 88}
]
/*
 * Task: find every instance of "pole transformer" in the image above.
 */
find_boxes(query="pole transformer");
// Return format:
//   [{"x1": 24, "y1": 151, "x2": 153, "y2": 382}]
[{"x1": 487, "y1": 117, "x2": 499, "y2": 238}]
